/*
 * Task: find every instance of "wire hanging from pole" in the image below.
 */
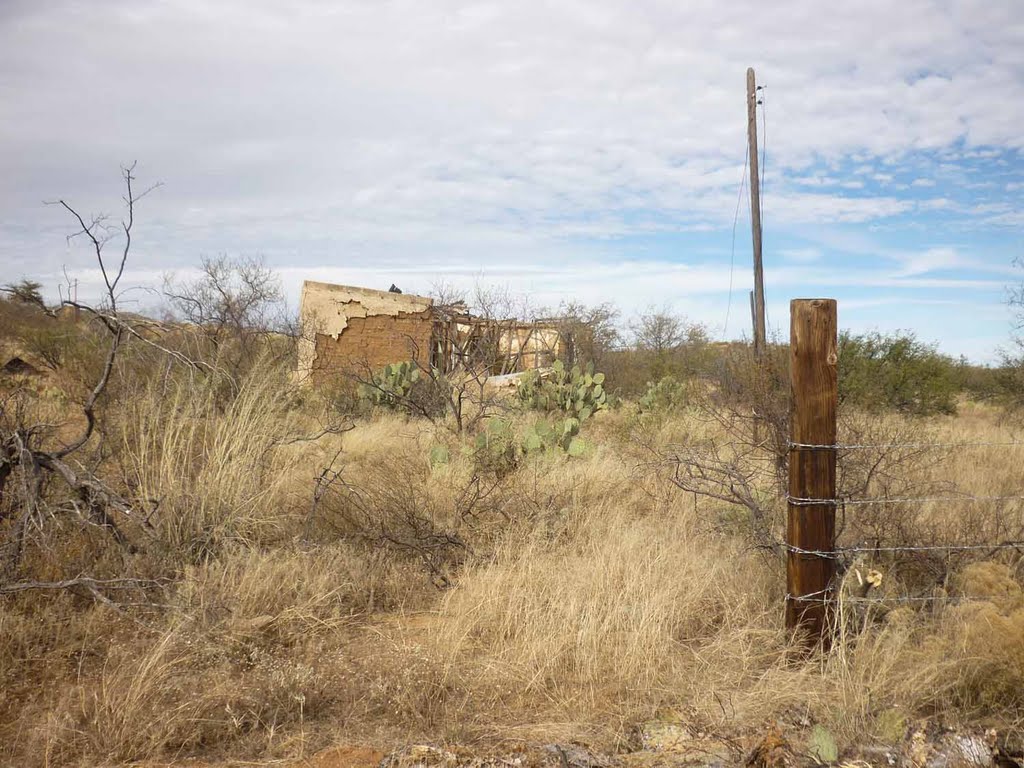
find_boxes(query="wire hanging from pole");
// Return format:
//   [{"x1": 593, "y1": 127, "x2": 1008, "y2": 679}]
[
  {"x1": 757, "y1": 84, "x2": 769, "y2": 336},
  {"x1": 724, "y1": 140, "x2": 749, "y2": 339}
]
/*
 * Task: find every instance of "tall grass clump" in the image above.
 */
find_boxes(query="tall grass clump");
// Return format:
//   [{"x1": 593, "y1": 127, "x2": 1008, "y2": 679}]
[
  {"x1": 422, "y1": 464, "x2": 782, "y2": 737},
  {"x1": 115, "y1": 359, "x2": 311, "y2": 560}
]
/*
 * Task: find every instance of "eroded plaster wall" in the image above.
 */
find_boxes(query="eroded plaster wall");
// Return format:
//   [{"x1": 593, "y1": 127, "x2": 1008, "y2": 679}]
[{"x1": 298, "y1": 281, "x2": 434, "y2": 383}]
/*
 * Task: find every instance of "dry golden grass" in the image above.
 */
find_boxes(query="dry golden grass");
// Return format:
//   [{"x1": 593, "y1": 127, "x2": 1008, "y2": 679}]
[
  {"x1": 2, "y1": 366, "x2": 1023, "y2": 766},
  {"x1": 117, "y1": 366, "x2": 316, "y2": 557},
  {"x1": 425, "y1": 507, "x2": 779, "y2": 739}
]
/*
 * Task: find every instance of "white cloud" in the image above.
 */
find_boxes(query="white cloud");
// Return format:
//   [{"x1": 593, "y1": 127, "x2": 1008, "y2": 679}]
[
  {"x1": 0, "y1": 0, "x2": 1022, "y2": 361},
  {"x1": 780, "y1": 248, "x2": 822, "y2": 263},
  {"x1": 766, "y1": 192, "x2": 913, "y2": 224},
  {"x1": 2, "y1": 1, "x2": 1022, "y2": 256},
  {"x1": 984, "y1": 211, "x2": 1024, "y2": 227},
  {"x1": 891, "y1": 246, "x2": 966, "y2": 276}
]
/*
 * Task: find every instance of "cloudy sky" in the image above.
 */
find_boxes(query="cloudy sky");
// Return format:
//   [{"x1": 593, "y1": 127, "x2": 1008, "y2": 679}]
[{"x1": 2, "y1": 0, "x2": 1023, "y2": 360}]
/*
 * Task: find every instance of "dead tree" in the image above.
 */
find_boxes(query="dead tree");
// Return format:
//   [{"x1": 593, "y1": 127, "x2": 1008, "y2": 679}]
[{"x1": 0, "y1": 164, "x2": 161, "y2": 602}]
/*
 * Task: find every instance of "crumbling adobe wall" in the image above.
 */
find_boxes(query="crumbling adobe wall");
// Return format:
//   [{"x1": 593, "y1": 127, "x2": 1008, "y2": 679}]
[
  {"x1": 297, "y1": 281, "x2": 435, "y2": 384},
  {"x1": 310, "y1": 310, "x2": 433, "y2": 378}
]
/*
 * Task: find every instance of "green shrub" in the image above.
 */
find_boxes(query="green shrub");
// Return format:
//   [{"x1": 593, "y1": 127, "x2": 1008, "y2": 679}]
[
  {"x1": 838, "y1": 331, "x2": 959, "y2": 416},
  {"x1": 957, "y1": 359, "x2": 1007, "y2": 403},
  {"x1": 2, "y1": 278, "x2": 46, "y2": 310}
]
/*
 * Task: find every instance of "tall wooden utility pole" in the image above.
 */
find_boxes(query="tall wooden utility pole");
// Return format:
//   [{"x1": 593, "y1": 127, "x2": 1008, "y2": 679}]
[
  {"x1": 747, "y1": 67, "x2": 766, "y2": 358},
  {"x1": 787, "y1": 299, "x2": 838, "y2": 647}
]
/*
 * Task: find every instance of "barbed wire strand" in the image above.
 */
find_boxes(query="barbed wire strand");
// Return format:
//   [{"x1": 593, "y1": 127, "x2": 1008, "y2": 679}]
[
  {"x1": 788, "y1": 494, "x2": 1024, "y2": 507},
  {"x1": 786, "y1": 589, "x2": 990, "y2": 605},
  {"x1": 790, "y1": 441, "x2": 1024, "y2": 450},
  {"x1": 781, "y1": 430, "x2": 1024, "y2": 608},
  {"x1": 785, "y1": 542, "x2": 1024, "y2": 559}
]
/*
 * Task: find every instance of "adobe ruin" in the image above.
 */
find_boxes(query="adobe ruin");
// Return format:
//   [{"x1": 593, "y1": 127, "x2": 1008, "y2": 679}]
[{"x1": 297, "y1": 281, "x2": 568, "y2": 384}]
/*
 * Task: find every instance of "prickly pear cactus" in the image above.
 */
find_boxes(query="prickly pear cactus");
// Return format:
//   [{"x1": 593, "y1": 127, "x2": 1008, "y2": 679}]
[
  {"x1": 637, "y1": 376, "x2": 688, "y2": 414},
  {"x1": 472, "y1": 417, "x2": 521, "y2": 473},
  {"x1": 525, "y1": 415, "x2": 590, "y2": 457},
  {"x1": 516, "y1": 360, "x2": 607, "y2": 422},
  {"x1": 474, "y1": 416, "x2": 590, "y2": 468},
  {"x1": 360, "y1": 360, "x2": 422, "y2": 409}
]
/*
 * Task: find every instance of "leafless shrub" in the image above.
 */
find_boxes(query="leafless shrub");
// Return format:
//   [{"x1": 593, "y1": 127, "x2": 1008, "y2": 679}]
[
  {"x1": 630, "y1": 305, "x2": 688, "y2": 355},
  {"x1": 545, "y1": 300, "x2": 621, "y2": 368},
  {"x1": 163, "y1": 254, "x2": 293, "y2": 384},
  {"x1": 657, "y1": 342, "x2": 963, "y2": 569},
  {"x1": 648, "y1": 343, "x2": 789, "y2": 552},
  {"x1": 305, "y1": 439, "x2": 514, "y2": 588},
  {"x1": 814, "y1": 422, "x2": 1009, "y2": 597}
]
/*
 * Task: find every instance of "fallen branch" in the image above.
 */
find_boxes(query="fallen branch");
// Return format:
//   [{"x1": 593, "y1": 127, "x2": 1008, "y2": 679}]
[{"x1": 0, "y1": 576, "x2": 168, "y2": 595}]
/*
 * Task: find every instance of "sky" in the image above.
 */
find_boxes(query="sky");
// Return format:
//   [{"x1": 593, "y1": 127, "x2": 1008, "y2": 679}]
[{"x1": 1, "y1": 0, "x2": 1023, "y2": 361}]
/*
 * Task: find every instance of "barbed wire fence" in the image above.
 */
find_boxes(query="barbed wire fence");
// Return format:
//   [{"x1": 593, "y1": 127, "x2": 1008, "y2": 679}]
[{"x1": 785, "y1": 300, "x2": 1024, "y2": 645}]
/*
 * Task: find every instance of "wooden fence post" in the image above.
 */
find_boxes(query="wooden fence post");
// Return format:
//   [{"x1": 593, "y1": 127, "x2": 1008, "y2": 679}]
[{"x1": 787, "y1": 299, "x2": 838, "y2": 645}]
